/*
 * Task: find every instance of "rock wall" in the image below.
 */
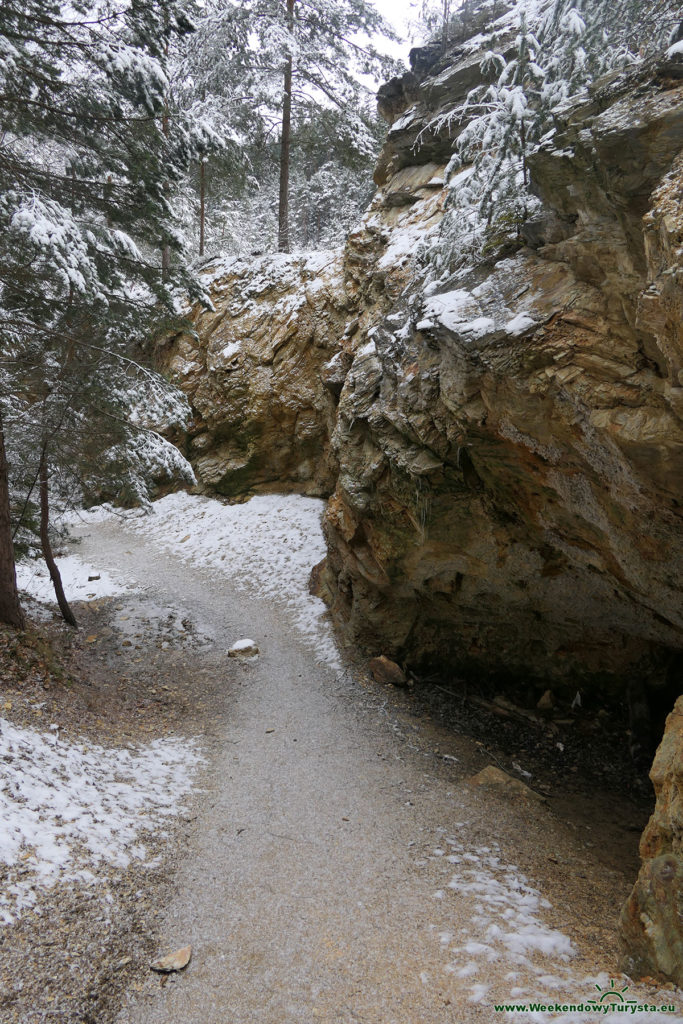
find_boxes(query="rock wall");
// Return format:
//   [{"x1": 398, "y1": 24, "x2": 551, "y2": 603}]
[
  {"x1": 164, "y1": 133, "x2": 450, "y2": 501},
  {"x1": 321, "y1": 51, "x2": 683, "y2": 698},
  {"x1": 620, "y1": 696, "x2": 683, "y2": 985},
  {"x1": 168, "y1": 23, "x2": 683, "y2": 699},
  {"x1": 164, "y1": 251, "x2": 348, "y2": 497}
]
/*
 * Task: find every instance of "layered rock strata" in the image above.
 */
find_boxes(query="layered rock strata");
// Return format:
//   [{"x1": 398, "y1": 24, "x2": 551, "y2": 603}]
[
  {"x1": 322, "y1": 53, "x2": 683, "y2": 697},
  {"x1": 164, "y1": 252, "x2": 348, "y2": 497}
]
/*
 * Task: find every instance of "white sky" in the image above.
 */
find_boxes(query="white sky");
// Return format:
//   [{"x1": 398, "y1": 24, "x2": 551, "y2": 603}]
[
  {"x1": 372, "y1": 0, "x2": 463, "y2": 64},
  {"x1": 374, "y1": 0, "x2": 415, "y2": 39}
]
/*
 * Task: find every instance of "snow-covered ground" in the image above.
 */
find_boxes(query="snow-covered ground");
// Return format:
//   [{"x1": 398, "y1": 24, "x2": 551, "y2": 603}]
[
  {"x1": 426, "y1": 832, "x2": 683, "y2": 1022},
  {"x1": 9, "y1": 491, "x2": 683, "y2": 1018},
  {"x1": 0, "y1": 718, "x2": 201, "y2": 925},
  {"x1": 6, "y1": 491, "x2": 338, "y2": 924},
  {"x1": 16, "y1": 553, "x2": 136, "y2": 605},
  {"x1": 70, "y1": 491, "x2": 342, "y2": 668}
]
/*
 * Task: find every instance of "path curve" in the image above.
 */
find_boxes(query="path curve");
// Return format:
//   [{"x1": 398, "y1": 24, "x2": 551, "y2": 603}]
[{"x1": 69, "y1": 509, "x2": 676, "y2": 1024}]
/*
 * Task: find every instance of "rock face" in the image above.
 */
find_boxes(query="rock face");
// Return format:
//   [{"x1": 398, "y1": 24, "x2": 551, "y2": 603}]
[
  {"x1": 165, "y1": 251, "x2": 349, "y2": 497},
  {"x1": 620, "y1": 697, "x2": 683, "y2": 985},
  {"x1": 321, "y1": 52, "x2": 683, "y2": 698},
  {"x1": 167, "y1": 23, "x2": 683, "y2": 701}
]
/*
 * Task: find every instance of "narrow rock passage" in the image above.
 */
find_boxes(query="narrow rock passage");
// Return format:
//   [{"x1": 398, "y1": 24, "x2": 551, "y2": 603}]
[{"x1": 69, "y1": 511, "x2": 682, "y2": 1024}]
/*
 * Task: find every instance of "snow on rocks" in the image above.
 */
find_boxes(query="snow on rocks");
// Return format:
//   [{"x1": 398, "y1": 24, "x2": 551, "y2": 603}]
[
  {"x1": 423, "y1": 288, "x2": 495, "y2": 338},
  {"x1": 0, "y1": 717, "x2": 201, "y2": 925},
  {"x1": 505, "y1": 313, "x2": 538, "y2": 337},
  {"x1": 356, "y1": 338, "x2": 377, "y2": 358},
  {"x1": 228, "y1": 638, "x2": 259, "y2": 659}
]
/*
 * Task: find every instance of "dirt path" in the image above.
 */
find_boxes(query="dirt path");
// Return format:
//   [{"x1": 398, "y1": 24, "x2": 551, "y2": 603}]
[{"x1": 67, "y1": 514, "x2": 680, "y2": 1024}]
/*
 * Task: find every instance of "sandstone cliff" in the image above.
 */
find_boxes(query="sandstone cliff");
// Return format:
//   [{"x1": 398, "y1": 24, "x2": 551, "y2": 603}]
[
  {"x1": 164, "y1": 251, "x2": 348, "y2": 498},
  {"x1": 322, "y1": 53, "x2": 683, "y2": 701}
]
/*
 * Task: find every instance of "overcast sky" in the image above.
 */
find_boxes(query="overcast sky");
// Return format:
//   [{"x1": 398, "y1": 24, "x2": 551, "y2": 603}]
[
  {"x1": 374, "y1": 0, "x2": 414, "y2": 34},
  {"x1": 373, "y1": 0, "x2": 455, "y2": 64}
]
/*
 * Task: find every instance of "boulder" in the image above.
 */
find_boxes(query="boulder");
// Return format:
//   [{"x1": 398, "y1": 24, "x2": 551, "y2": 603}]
[
  {"x1": 228, "y1": 639, "x2": 259, "y2": 659},
  {"x1": 468, "y1": 766, "x2": 545, "y2": 802},
  {"x1": 620, "y1": 697, "x2": 683, "y2": 986},
  {"x1": 368, "y1": 655, "x2": 407, "y2": 687}
]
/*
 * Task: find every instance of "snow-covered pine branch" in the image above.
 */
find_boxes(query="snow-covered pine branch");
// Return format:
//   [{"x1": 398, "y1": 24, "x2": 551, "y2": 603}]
[{"x1": 419, "y1": 0, "x2": 679, "y2": 280}]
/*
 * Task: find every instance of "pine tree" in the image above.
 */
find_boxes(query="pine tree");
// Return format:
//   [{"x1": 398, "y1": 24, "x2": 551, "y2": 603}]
[
  {"x1": 176, "y1": 0, "x2": 400, "y2": 254},
  {"x1": 0, "y1": 0, "x2": 200, "y2": 627},
  {"x1": 421, "y1": 0, "x2": 680, "y2": 279}
]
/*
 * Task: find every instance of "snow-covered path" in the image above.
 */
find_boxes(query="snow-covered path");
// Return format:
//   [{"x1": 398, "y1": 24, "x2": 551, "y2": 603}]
[{"x1": 64, "y1": 497, "x2": 682, "y2": 1024}]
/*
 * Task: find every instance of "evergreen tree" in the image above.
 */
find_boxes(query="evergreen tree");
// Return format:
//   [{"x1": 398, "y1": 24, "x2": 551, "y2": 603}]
[
  {"x1": 0, "y1": 0, "x2": 200, "y2": 627},
  {"x1": 421, "y1": 0, "x2": 680, "y2": 279},
  {"x1": 176, "y1": 0, "x2": 401, "y2": 254}
]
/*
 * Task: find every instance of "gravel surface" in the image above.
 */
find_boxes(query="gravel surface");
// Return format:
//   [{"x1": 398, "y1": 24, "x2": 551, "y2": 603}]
[{"x1": 2, "y1": 510, "x2": 681, "y2": 1023}]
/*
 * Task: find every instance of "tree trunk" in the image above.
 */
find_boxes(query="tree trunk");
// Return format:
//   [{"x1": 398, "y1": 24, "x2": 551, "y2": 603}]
[
  {"x1": 277, "y1": 0, "x2": 295, "y2": 253},
  {"x1": 39, "y1": 449, "x2": 77, "y2": 628},
  {"x1": 0, "y1": 415, "x2": 25, "y2": 629},
  {"x1": 161, "y1": 38, "x2": 171, "y2": 280},
  {"x1": 520, "y1": 119, "x2": 528, "y2": 185},
  {"x1": 199, "y1": 159, "x2": 206, "y2": 257},
  {"x1": 161, "y1": 109, "x2": 170, "y2": 279}
]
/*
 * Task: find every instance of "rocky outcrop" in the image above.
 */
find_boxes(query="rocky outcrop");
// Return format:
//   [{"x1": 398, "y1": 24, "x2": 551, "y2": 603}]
[
  {"x1": 165, "y1": 251, "x2": 348, "y2": 497},
  {"x1": 166, "y1": 148, "x2": 450, "y2": 500},
  {"x1": 620, "y1": 696, "x2": 683, "y2": 985},
  {"x1": 321, "y1": 54, "x2": 683, "y2": 700},
  {"x1": 167, "y1": 21, "x2": 683, "y2": 700}
]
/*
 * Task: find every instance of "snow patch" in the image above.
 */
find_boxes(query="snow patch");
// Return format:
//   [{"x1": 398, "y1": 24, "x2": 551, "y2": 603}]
[
  {"x1": 505, "y1": 313, "x2": 538, "y2": 336},
  {"x1": 423, "y1": 289, "x2": 482, "y2": 334},
  {"x1": 391, "y1": 109, "x2": 417, "y2": 132},
  {"x1": 17, "y1": 555, "x2": 136, "y2": 606},
  {"x1": 0, "y1": 718, "x2": 201, "y2": 924},
  {"x1": 427, "y1": 833, "x2": 683, "y2": 1019},
  {"x1": 220, "y1": 340, "x2": 241, "y2": 360},
  {"x1": 106, "y1": 492, "x2": 341, "y2": 669},
  {"x1": 356, "y1": 339, "x2": 377, "y2": 358},
  {"x1": 231, "y1": 638, "x2": 257, "y2": 651},
  {"x1": 460, "y1": 316, "x2": 496, "y2": 339}
]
